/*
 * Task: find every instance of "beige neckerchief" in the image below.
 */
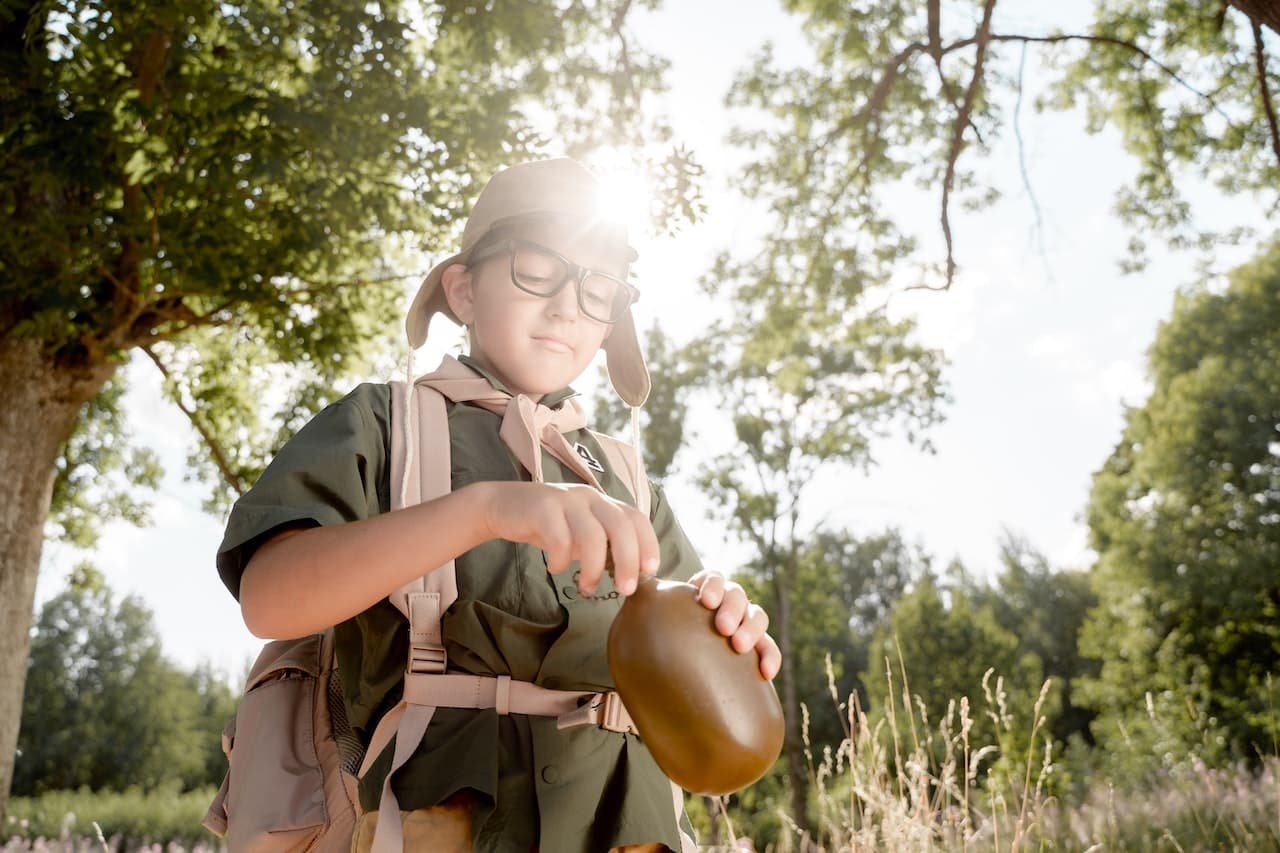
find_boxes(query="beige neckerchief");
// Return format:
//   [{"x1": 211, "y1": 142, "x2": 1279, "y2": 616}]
[{"x1": 414, "y1": 355, "x2": 603, "y2": 489}]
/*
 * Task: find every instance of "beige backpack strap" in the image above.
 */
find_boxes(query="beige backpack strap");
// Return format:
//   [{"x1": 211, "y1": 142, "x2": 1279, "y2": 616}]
[
  {"x1": 386, "y1": 380, "x2": 457, "y2": 648},
  {"x1": 672, "y1": 782, "x2": 697, "y2": 853},
  {"x1": 590, "y1": 430, "x2": 651, "y2": 517},
  {"x1": 365, "y1": 380, "x2": 455, "y2": 853}
]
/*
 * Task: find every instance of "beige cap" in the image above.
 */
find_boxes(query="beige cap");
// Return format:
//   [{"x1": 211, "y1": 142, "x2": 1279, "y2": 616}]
[{"x1": 406, "y1": 158, "x2": 650, "y2": 407}]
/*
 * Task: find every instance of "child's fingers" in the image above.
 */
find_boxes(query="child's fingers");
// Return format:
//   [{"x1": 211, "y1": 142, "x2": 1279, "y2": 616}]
[
  {"x1": 540, "y1": 513, "x2": 576, "y2": 576},
  {"x1": 594, "y1": 504, "x2": 642, "y2": 595},
  {"x1": 635, "y1": 511, "x2": 661, "y2": 579},
  {"x1": 567, "y1": 508, "x2": 610, "y2": 595},
  {"x1": 691, "y1": 570, "x2": 727, "y2": 609},
  {"x1": 730, "y1": 602, "x2": 770, "y2": 653},
  {"x1": 713, "y1": 585, "x2": 750, "y2": 638},
  {"x1": 599, "y1": 503, "x2": 660, "y2": 595},
  {"x1": 754, "y1": 631, "x2": 782, "y2": 681}
]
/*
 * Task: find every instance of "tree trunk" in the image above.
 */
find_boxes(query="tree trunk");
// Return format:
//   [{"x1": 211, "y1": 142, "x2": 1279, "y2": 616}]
[
  {"x1": 1228, "y1": 0, "x2": 1280, "y2": 36},
  {"x1": 0, "y1": 337, "x2": 113, "y2": 821},
  {"x1": 773, "y1": 565, "x2": 811, "y2": 841}
]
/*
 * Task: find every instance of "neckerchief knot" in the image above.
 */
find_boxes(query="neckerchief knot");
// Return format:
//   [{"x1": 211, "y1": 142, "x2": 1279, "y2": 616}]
[{"x1": 413, "y1": 356, "x2": 602, "y2": 489}]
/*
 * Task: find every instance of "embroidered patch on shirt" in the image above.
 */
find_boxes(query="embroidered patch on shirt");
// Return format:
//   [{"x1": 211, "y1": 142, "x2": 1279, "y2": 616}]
[{"x1": 574, "y1": 441, "x2": 605, "y2": 472}]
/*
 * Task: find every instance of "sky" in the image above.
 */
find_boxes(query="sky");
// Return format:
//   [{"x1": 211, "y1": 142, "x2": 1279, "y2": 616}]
[{"x1": 35, "y1": 0, "x2": 1267, "y2": 682}]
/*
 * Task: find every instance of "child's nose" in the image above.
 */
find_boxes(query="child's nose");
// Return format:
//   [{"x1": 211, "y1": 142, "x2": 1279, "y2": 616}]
[{"x1": 546, "y1": 280, "x2": 581, "y2": 319}]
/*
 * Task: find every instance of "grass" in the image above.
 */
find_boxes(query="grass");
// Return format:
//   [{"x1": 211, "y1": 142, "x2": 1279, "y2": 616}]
[
  {"x1": 693, "y1": 656, "x2": 1280, "y2": 852},
  {"x1": 6, "y1": 662, "x2": 1278, "y2": 852}
]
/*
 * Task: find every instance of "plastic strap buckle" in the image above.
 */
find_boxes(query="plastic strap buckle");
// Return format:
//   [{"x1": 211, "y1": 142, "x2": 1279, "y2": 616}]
[
  {"x1": 555, "y1": 691, "x2": 636, "y2": 734},
  {"x1": 408, "y1": 644, "x2": 447, "y2": 675}
]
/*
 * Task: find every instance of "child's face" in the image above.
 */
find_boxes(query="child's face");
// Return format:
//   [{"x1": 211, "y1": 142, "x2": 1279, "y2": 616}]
[{"x1": 445, "y1": 221, "x2": 629, "y2": 399}]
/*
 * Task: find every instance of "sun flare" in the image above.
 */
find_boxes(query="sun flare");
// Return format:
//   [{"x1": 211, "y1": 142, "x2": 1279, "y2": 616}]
[{"x1": 587, "y1": 151, "x2": 656, "y2": 237}]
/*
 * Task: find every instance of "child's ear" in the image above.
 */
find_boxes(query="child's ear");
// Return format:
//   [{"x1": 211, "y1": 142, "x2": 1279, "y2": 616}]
[{"x1": 440, "y1": 264, "x2": 475, "y2": 325}]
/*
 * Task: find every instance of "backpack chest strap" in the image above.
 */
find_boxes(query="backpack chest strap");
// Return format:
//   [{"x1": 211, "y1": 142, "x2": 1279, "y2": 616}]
[
  {"x1": 360, "y1": 673, "x2": 635, "y2": 853},
  {"x1": 360, "y1": 674, "x2": 635, "y2": 777}
]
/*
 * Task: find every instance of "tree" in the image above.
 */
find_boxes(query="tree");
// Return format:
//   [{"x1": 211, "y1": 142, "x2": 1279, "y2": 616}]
[
  {"x1": 15, "y1": 564, "x2": 215, "y2": 794},
  {"x1": 687, "y1": 178, "x2": 947, "y2": 835},
  {"x1": 713, "y1": 2, "x2": 1279, "y2": 822},
  {"x1": 864, "y1": 572, "x2": 1046, "y2": 792},
  {"x1": 974, "y1": 533, "x2": 1097, "y2": 748},
  {"x1": 735, "y1": 528, "x2": 928, "y2": 754},
  {"x1": 1077, "y1": 240, "x2": 1280, "y2": 771},
  {"x1": 0, "y1": 0, "x2": 673, "y2": 816},
  {"x1": 185, "y1": 662, "x2": 240, "y2": 791},
  {"x1": 735, "y1": 1, "x2": 1279, "y2": 290}
]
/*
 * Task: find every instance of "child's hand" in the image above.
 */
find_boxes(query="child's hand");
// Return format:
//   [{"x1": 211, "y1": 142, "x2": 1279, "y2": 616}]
[
  {"x1": 689, "y1": 570, "x2": 782, "y2": 681},
  {"x1": 480, "y1": 481, "x2": 659, "y2": 597}
]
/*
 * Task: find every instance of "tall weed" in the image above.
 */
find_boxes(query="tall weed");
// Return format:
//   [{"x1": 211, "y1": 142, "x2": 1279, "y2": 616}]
[{"x1": 697, "y1": 654, "x2": 1279, "y2": 852}]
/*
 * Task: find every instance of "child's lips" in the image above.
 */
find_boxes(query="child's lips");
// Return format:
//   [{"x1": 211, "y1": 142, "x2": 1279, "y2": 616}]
[{"x1": 533, "y1": 335, "x2": 573, "y2": 353}]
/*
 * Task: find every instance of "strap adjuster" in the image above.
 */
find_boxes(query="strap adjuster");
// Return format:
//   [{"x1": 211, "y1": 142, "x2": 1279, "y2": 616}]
[
  {"x1": 555, "y1": 691, "x2": 636, "y2": 734},
  {"x1": 408, "y1": 644, "x2": 446, "y2": 675}
]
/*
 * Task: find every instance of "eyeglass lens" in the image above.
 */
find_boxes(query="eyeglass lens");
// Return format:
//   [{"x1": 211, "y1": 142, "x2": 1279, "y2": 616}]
[{"x1": 511, "y1": 246, "x2": 631, "y2": 322}]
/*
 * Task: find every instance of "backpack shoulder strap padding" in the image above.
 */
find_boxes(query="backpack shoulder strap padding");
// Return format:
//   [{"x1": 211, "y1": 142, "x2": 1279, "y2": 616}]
[
  {"x1": 386, "y1": 380, "x2": 456, "y2": 672},
  {"x1": 590, "y1": 430, "x2": 651, "y2": 517}
]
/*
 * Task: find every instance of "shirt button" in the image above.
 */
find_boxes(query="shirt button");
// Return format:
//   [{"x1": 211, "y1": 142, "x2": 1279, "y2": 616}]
[{"x1": 541, "y1": 765, "x2": 560, "y2": 784}]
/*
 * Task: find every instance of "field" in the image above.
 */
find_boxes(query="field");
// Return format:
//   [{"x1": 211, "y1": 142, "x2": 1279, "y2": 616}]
[{"x1": 6, "y1": 680, "x2": 1279, "y2": 853}]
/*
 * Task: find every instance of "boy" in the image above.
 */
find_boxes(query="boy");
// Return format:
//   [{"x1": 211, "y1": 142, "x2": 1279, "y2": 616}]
[{"x1": 216, "y1": 158, "x2": 780, "y2": 852}]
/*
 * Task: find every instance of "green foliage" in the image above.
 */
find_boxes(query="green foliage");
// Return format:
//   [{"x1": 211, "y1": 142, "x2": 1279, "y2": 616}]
[
  {"x1": 700, "y1": 651, "x2": 1279, "y2": 850},
  {"x1": 1047, "y1": 1, "x2": 1278, "y2": 267},
  {"x1": 15, "y1": 564, "x2": 237, "y2": 795},
  {"x1": 1079, "y1": 240, "x2": 1280, "y2": 774},
  {"x1": 972, "y1": 533, "x2": 1098, "y2": 749},
  {"x1": 690, "y1": 6, "x2": 952, "y2": 830},
  {"x1": 733, "y1": 1, "x2": 1278, "y2": 286},
  {"x1": 1, "y1": 0, "x2": 674, "y2": 518},
  {"x1": 47, "y1": 372, "x2": 161, "y2": 545},
  {"x1": 5, "y1": 786, "x2": 220, "y2": 848},
  {"x1": 865, "y1": 574, "x2": 1046, "y2": 766},
  {"x1": 736, "y1": 528, "x2": 928, "y2": 752}
]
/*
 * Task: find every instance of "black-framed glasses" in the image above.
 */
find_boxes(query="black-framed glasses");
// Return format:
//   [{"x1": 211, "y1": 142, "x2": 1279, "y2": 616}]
[{"x1": 468, "y1": 239, "x2": 640, "y2": 324}]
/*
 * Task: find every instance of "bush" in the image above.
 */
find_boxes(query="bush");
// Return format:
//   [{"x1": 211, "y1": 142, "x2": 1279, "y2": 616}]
[{"x1": 4, "y1": 786, "x2": 222, "y2": 851}]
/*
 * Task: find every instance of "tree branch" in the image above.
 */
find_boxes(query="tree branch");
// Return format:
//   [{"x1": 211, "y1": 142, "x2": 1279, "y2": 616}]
[
  {"x1": 1013, "y1": 41, "x2": 1050, "y2": 280},
  {"x1": 1227, "y1": 0, "x2": 1280, "y2": 37},
  {"x1": 927, "y1": 0, "x2": 942, "y2": 62},
  {"x1": 141, "y1": 345, "x2": 248, "y2": 497},
  {"x1": 939, "y1": 0, "x2": 997, "y2": 289},
  {"x1": 1251, "y1": 19, "x2": 1280, "y2": 170},
  {"x1": 607, "y1": 0, "x2": 642, "y2": 119},
  {"x1": 814, "y1": 21, "x2": 1242, "y2": 293},
  {"x1": 988, "y1": 33, "x2": 1232, "y2": 123}
]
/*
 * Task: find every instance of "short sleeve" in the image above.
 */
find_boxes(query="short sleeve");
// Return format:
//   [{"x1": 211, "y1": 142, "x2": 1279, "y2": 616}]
[
  {"x1": 215, "y1": 383, "x2": 391, "y2": 599},
  {"x1": 648, "y1": 481, "x2": 705, "y2": 584}
]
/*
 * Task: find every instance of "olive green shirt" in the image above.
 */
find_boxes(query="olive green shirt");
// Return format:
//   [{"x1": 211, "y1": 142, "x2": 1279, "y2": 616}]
[{"x1": 217, "y1": 357, "x2": 701, "y2": 852}]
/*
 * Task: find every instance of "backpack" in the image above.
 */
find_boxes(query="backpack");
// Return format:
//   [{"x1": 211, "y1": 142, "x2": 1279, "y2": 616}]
[
  {"x1": 204, "y1": 377, "x2": 690, "y2": 853},
  {"x1": 202, "y1": 629, "x2": 361, "y2": 853}
]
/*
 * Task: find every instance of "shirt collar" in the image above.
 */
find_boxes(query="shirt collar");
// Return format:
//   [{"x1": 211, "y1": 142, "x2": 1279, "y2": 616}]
[{"x1": 456, "y1": 354, "x2": 578, "y2": 410}]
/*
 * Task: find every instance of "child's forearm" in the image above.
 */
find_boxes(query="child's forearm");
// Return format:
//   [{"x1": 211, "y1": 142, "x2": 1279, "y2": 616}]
[{"x1": 238, "y1": 481, "x2": 498, "y2": 639}]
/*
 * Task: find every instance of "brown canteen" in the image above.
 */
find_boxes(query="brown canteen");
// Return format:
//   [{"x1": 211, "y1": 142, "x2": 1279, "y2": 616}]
[{"x1": 606, "y1": 574, "x2": 785, "y2": 795}]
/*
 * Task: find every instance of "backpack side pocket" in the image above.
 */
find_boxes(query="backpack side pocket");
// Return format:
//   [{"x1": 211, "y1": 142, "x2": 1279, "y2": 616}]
[{"x1": 220, "y1": 634, "x2": 329, "y2": 852}]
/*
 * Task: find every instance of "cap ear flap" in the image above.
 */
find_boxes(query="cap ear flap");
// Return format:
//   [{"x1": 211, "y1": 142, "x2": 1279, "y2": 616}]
[{"x1": 439, "y1": 264, "x2": 476, "y2": 325}]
